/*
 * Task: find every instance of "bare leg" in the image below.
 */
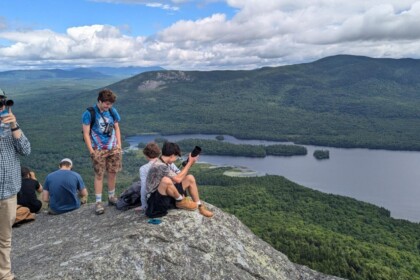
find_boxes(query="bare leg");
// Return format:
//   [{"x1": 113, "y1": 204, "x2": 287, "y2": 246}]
[
  {"x1": 181, "y1": 175, "x2": 213, "y2": 217},
  {"x1": 181, "y1": 174, "x2": 200, "y2": 202},
  {"x1": 158, "y1": 177, "x2": 181, "y2": 198},
  {"x1": 94, "y1": 173, "x2": 104, "y2": 197},
  {"x1": 107, "y1": 172, "x2": 117, "y2": 192}
]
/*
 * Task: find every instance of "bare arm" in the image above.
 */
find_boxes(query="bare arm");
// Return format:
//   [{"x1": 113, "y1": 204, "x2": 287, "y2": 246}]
[
  {"x1": 114, "y1": 122, "x2": 122, "y2": 149},
  {"x1": 42, "y1": 190, "x2": 49, "y2": 202},
  {"x1": 171, "y1": 154, "x2": 198, "y2": 183},
  {"x1": 79, "y1": 188, "x2": 88, "y2": 204},
  {"x1": 82, "y1": 124, "x2": 95, "y2": 154},
  {"x1": 30, "y1": 172, "x2": 43, "y2": 192}
]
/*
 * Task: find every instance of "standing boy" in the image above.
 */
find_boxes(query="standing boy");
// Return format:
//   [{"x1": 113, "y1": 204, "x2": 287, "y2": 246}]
[{"x1": 82, "y1": 89, "x2": 122, "y2": 215}]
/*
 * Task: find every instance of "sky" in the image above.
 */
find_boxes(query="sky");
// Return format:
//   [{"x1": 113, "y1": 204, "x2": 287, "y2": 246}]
[{"x1": 1, "y1": 0, "x2": 420, "y2": 71}]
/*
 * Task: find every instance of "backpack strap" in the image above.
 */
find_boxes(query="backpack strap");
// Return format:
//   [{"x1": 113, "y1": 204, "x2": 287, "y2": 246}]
[
  {"x1": 87, "y1": 106, "x2": 117, "y2": 133},
  {"x1": 87, "y1": 107, "x2": 96, "y2": 134},
  {"x1": 109, "y1": 107, "x2": 116, "y2": 122}
]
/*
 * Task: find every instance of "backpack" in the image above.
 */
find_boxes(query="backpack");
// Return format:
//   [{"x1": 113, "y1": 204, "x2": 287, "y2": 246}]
[
  {"x1": 116, "y1": 181, "x2": 142, "y2": 211},
  {"x1": 82, "y1": 106, "x2": 117, "y2": 140},
  {"x1": 13, "y1": 205, "x2": 36, "y2": 227}
]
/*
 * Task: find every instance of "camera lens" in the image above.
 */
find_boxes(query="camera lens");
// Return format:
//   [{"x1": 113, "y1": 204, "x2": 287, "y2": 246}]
[
  {"x1": 191, "y1": 146, "x2": 202, "y2": 157},
  {"x1": 182, "y1": 146, "x2": 202, "y2": 166}
]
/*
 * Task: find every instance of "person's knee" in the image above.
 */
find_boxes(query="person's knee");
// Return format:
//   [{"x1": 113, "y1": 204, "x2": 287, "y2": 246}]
[
  {"x1": 157, "y1": 177, "x2": 172, "y2": 194},
  {"x1": 161, "y1": 176, "x2": 172, "y2": 185},
  {"x1": 185, "y1": 174, "x2": 196, "y2": 183},
  {"x1": 182, "y1": 174, "x2": 196, "y2": 186}
]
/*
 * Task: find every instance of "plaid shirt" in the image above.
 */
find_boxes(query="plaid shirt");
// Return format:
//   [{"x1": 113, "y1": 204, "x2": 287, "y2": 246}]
[{"x1": 0, "y1": 129, "x2": 31, "y2": 200}]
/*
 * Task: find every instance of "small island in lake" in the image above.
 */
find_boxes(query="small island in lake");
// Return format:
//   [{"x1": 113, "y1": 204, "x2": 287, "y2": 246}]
[
  {"x1": 313, "y1": 149, "x2": 330, "y2": 160},
  {"x1": 215, "y1": 135, "x2": 225, "y2": 141}
]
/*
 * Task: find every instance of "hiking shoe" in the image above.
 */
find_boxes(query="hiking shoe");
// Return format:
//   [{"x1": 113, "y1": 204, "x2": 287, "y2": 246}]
[
  {"x1": 199, "y1": 204, "x2": 214, "y2": 218},
  {"x1": 108, "y1": 196, "x2": 118, "y2": 206},
  {"x1": 176, "y1": 197, "x2": 198, "y2": 211},
  {"x1": 95, "y1": 202, "x2": 105, "y2": 215}
]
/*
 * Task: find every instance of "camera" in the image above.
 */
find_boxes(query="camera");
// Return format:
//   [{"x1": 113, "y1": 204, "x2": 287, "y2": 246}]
[
  {"x1": 0, "y1": 89, "x2": 13, "y2": 107},
  {"x1": 182, "y1": 146, "x2": 202, "y2": 166},
  {"x1": 103, "y1": 123, "x2": 114, "y2": 136}
]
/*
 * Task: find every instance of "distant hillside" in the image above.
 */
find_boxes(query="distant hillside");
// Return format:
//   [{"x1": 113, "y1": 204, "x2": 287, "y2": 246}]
[
  {"x1": 0, "y1": 66, "x2": 165, "y2": 80},
  {"x1": 91, "y1": 55, "x2": 420, "y2": 151},
  {"x1": 90, "y1": 66, "x2": 165, "y2": 77},
  {"x1": 0, "y1": 68, "x2": 110, "y2": 79}
]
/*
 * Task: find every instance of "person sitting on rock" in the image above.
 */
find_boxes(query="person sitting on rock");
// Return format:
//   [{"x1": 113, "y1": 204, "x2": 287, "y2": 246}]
[
  {"x1": 42, "y1": 158, "x2": 88, "y2": 215},
  {"x1": 17, "y1": 167, "x2": 43, "y2": 213},
  {"x1": 138, "y1": 142, "x2": 161, "y2": 212},
  {"x1": 145, "y1": 141, "x2": 213, "y2": 218}
]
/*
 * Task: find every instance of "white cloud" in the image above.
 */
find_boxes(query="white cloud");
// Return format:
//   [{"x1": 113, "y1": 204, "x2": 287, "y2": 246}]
[
  {"x1": 89, "y1": 0, "x2": 182, "y2": 10},
  {"x1": 2, "y1": 0, "x2": 420, "y2": 70}
]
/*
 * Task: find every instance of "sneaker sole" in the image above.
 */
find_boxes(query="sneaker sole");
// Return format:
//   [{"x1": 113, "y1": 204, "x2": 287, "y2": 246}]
[
  {"x1": 95, "y1": 208, "x2": 105, "y2": 215},
  {"x1": 176, "y1": 205, "x2": 198, "y2": 211}
]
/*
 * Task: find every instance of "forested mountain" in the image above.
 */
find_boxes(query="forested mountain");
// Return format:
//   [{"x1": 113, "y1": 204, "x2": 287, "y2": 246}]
[
  {"x1": 88, "y1": 54, "x2": 420, "y2": 151},
  {"x1": 0, "y1": 68, "x2": 110, "y2": 79},
  {"x1": 4, "y1": 54, "x2": 420, "y2": 280},
  {"x1": 89, "y1": 66, "x2": 165, "y2": 77},
  {"x1": 0, "y1": 66, "x2": 164, "y2": 80}
]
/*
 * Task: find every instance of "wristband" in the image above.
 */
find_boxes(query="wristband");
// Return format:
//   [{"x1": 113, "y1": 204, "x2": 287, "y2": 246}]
[{"x1": 11, "y1": 125, "x2": 20, "y2": 132}]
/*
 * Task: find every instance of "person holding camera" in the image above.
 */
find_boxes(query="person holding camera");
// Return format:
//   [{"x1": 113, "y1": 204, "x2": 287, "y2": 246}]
[
  {"x1": 0, "y1": 89, "x2": 31, "y2": 280},
  {"x1": 145, "y1": 142, "x2": 214, "y2": 218},
  {"x1": 82, "y1": 89, "x2": 122, "y2": 215},
  {"x1": 18, "y1": 167, "x2": 43, "y2": 214}
]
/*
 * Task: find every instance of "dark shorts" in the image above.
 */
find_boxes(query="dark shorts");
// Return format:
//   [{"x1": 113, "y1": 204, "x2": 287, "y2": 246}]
[{"x1": 145, "y1": 183, "x2": 186, "y2": 218}]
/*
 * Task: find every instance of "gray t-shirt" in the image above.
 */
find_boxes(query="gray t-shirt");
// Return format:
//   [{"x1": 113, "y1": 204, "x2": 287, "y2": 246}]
[{"x1": 146, "y1": 159, "x2": 180, "y2": 195}]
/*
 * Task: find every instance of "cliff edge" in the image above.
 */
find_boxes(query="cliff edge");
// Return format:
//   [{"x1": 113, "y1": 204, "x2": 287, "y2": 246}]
[{"x1": 12, "y1": 203, "x2": 344, "y2": 280}]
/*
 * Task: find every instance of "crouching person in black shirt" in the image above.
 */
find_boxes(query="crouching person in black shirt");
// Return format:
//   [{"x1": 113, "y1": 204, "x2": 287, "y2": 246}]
[{"x1": 18, "y1": 167, "x2": 43, "y2": 213}]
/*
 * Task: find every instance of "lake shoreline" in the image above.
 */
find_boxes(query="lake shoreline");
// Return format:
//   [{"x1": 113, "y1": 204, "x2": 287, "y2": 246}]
[{"x1": 126, "y1": 133, "x2": 420, "y2": 223}]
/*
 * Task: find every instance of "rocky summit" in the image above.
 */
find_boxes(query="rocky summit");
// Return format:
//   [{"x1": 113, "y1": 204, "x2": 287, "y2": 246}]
[{"x1": 12, "y1": 203, "x2": 344, "y2": 280}]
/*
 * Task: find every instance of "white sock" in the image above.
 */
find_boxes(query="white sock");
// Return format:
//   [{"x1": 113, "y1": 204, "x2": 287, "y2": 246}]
[
  {"x1": 108, "y1": 190, "x2": 115, "y2": 198},
  {"x1": 197, "y1": 200, "x2": 202, "y2": 206},
  {"x1": 95, "y1": 194, "x2": 102, "y2": 203},
  {"x1": 176, "y1": 195, "x2": 183, "y2": 201}
]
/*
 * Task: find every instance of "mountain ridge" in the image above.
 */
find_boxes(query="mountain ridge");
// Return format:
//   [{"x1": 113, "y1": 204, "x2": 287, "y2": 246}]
[
  {"x1": 0, "y1": 66, "x2": 165, "y2": 80},
  {"x1": 86, "y1": 54, "x2": 420, "y2": 150}
]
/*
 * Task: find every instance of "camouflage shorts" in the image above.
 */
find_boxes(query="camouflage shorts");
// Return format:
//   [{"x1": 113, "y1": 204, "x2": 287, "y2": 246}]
[{"x1": 91, "y1": 147, "x2": 122, "y2": 176}]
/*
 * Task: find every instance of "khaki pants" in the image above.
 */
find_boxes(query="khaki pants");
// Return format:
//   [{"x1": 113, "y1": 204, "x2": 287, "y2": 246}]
[{"x1": 0, "y1": 195, "x2": 16, "y2": 280}]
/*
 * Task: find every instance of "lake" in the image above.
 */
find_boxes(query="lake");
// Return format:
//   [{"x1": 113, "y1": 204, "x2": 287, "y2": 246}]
[{"x1": 126, "y1": 134, "x2": 420, "y2": 223}]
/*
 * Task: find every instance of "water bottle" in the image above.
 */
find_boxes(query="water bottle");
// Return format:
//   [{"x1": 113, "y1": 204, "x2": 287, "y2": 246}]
[{"x1": 0, "y1": 110, "x2": 11, "y2": 138}]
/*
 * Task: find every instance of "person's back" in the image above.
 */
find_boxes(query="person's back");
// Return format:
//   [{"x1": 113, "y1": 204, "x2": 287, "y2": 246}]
[
  {"x1": 18, "y1": 167, "x2": 42, "y2": 213},
  {"x1": 43, "y1": 159, "x2": 87, "y2": 214},
  {"x1": 18, "y1": 178, "x2": 42, "y2": 212},
  {"x1": 138, "y1": 142, "x2": 161, "y2": 211}
]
